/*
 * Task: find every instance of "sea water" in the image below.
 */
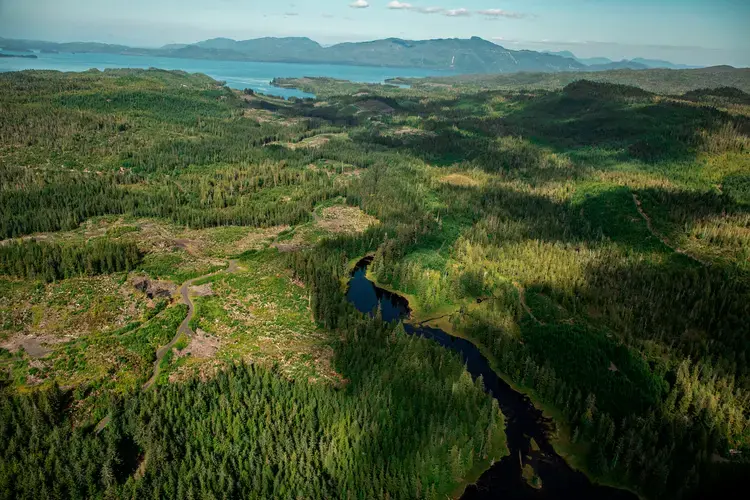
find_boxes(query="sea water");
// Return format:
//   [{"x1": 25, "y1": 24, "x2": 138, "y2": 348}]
[{"x1": 0, "y1": 51, "x2": 451, "y2": 99}]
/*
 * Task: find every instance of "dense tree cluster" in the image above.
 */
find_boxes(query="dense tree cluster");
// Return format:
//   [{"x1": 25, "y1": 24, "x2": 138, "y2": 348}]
[
  {"x1": 0, "y1": 239, "x2": 141, "y2": 281},
  {"x1": 0, "y1": 313, "x2": 503, "y2": 499}
]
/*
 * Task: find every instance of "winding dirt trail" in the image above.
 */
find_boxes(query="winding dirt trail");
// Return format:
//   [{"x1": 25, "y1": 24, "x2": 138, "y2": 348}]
[
  {"x1": 142, "y1": 260, "x2": 239, "y2": 390},
  {"x1": 513, "y1": 281, "x2": 544, "y2": 325},
  {"x1": 631, "y1": 193, "x2": 709, "y2": 266}
]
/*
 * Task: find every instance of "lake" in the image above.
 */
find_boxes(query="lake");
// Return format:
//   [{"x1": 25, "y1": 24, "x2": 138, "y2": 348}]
[{"x1": 0, "y1": 51, "x2": 452, "y2": 99}]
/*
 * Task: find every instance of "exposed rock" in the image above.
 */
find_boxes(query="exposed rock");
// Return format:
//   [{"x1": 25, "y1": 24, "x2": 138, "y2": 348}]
[{"x1": 132, "y1": 276, "x2": 177, "y2": 299}]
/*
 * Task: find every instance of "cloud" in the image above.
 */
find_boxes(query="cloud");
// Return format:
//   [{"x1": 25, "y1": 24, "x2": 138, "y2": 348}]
[
  {"x1": 445, "y1": 8, "x2": 470, "y2": 17},
  {"x1": 389, "y1": 3, "x2": 526, "y2": 18},
  {"x1": 349, "y1": 0, "x2": 369, "y2": 8},
  {"x1": 417, "y1": 6, "x2": 444, "y2": 14},
  {"x1": 387, "y1": 2, "x2": 445, "y2": 14},
  {"x1": 478, "y1": 9, "x2": 525, "y2": 19}
]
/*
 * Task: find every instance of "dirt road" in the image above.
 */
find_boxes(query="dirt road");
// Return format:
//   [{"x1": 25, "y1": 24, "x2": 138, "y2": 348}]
[{"x1": 142, "y1": 260, "x2": 239, "y2": 389}]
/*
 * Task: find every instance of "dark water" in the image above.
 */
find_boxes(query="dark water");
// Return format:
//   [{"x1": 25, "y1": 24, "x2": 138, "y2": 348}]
[{"x1": 346, "y1": 257, "x2": 637, "y2": 499}]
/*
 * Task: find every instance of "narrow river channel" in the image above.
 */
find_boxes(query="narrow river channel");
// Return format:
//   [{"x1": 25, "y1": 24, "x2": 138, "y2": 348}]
[{"x1": 346, "y1": 257, "x2": 637, "y2": 500}]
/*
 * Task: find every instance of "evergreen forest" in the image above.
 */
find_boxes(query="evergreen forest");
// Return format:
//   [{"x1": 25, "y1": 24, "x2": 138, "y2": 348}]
[{"x1": 0, "y1": 67, "x2": 749, "y2": 499}]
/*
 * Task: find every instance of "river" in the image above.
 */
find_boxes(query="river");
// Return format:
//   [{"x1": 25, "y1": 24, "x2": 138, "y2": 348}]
[
  {"x1": 0, "y1": 51, "x2": 451, "y2": 99},
  {"x1": 346, "y1": 257, "x2": 637, "y2": 500}
]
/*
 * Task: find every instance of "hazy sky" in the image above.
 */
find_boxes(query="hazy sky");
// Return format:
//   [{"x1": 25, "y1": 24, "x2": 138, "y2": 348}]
[{"x1": 1, "y1": 0, "x2": 748, "y2": 66}]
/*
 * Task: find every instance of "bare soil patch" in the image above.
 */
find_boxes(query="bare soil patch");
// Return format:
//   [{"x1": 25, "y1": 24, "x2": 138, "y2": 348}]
[
  {"x1": 272, "y1": 241, "x2": 307, "y2": 253},
  {"x1": 173, "y1": 238, "x2": 201, "y2": 256},
  {"x1": 182, "y1": 225, "x2": 288, "y2": 257},
  {"x1": 176, "y1": 328, "x2": 221, "y2": 359},
  {"x1": 242, "y1": 107, "x2": 299, "y2": 126},
  {"x1": 271, "y1": 205, "x2": 378, "y2": 252},
  {"x1": 0, "y1": 334, "x2": 69, "y2": 358},
  {"x1": 189, "y1": 283, "x2": 214, "y2": 297},
  {"x1": 1, "y1": 275, "x2": 146, "y2": 344},
  {"x1": 393, "y1": 127, "x2": 435, "y2": 137},
  {"x1": 316, "y1": 206, "x2": 378, "y2": 234},
  {"x1": 291, "y1": 135, "x2": 330, "y2": 149}
]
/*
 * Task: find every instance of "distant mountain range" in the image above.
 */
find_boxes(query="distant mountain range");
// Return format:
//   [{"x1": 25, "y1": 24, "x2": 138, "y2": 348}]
[
  {"x1": 544, "y1": 50, "x2": 698, "y2": 70},
  {"x1": 0, "y1": 36, "x2": 702, "y2": 74}
]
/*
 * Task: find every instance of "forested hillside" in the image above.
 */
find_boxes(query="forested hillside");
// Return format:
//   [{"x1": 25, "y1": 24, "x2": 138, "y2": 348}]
[
  {"x1": 388, "y1": 66, "x2": 750, "y2": 95},
  {"x1": 1, "y1": 68, "x2": 749, "y2": 498}
]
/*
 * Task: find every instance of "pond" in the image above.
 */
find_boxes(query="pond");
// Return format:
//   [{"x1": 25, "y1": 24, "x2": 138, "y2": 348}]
[{"x1": 346, "y1": 256, "x2": 637, "y2": 499}]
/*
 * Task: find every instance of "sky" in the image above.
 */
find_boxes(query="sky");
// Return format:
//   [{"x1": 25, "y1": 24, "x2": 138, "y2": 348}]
[{"x1": 0, "y1": 0, "x2": 748, "y2": 66}]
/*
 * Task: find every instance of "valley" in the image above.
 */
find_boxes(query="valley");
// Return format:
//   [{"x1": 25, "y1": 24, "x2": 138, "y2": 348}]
[{"x1": 0, "y1": 66, "x2": 748, "y2": 499}]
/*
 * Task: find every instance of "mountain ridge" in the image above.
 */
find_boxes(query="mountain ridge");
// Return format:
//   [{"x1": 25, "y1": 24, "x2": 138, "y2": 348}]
[
  {"x1": 179, "y1": 35, "x2": 587, "y2": 73},
  {"x1": 1, "y1": 36, "x2": 585, "y2": 73},
  {"x1": 0, "y1": 36, "x2": 712, "y2": 73},
  {"x1": 544, "y1": 49, "x2": 699, "y2": 70}
]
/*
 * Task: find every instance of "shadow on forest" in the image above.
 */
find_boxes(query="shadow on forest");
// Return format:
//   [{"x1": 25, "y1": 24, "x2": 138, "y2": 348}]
[
  {"x1": 448, "y1": 177, "x2": 750, "y2": 371},
  {"x1": 721, "y1": 173, "x2": 750, "y2": 205},
  {"x1": 249, "y1": 96, "x2": 362, "y2": 126},
  {"x1": 577, "y1": 252, "x2": 750, "y2": 376},
  {"x1": 343, "y1": 81, "x2": 749, "y2": 173},
  {"x1": 499, "y1": 235, "x2": 750, "y2": 444},
  {"x1": 470, "y1": 180, "x2": 746, "y2": 256},
  {"x1": 511, "y1": 253, "x2": 749, "y2": 497},
  {"x1": 499, "y1": 89, "x2": 749, "y2": 164},
  {"x1": 115, "y1": 435, "x2": 143, "y2": 483},
  {"x1": 410, "y1": 169, "x2": 749, "y2": 274}
]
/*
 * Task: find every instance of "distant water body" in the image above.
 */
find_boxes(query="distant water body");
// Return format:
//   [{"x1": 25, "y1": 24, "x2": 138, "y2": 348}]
[{"x1": 0, "y1": 51, "x2": 453, "y2": 99}]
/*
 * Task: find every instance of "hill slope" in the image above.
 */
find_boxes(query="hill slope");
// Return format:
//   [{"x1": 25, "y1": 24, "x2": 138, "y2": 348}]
[
  {"x1": 0, "y1": 36, "x2": 587, "y2": 73},
  {"x1": 174, "y1": 36, "x2": 587, "y2": 73}
]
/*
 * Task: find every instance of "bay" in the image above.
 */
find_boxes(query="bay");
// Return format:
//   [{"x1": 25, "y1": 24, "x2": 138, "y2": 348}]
[{"x1": 0, "y1": 51, "x2": 452, "y2": 98}]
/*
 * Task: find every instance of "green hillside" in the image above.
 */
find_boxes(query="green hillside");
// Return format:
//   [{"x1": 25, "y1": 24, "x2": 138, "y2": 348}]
[{"x1": 1, "y1": 67, "x2": 748, "y2": 499}]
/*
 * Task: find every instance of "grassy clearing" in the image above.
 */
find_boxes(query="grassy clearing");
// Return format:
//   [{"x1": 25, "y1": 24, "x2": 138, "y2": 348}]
[
  {"x1": 177, "y1": 250, "x2": 341, "y2": 384},
  {"x1": 0, "y1": 302, "x2": 186, "y2": 423},
  {"x1": 273, "y1": 199, "x2": 380, "y2": 252},
  {"x1": 0, "y1": 274, "x2": 145, "y2": 343},
  {"x1": 276, "y1": 132, "x2": 349, "y2": 150},
  {"x1": 0, "y1": 212, "x2": 351, "y2": 395}
]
